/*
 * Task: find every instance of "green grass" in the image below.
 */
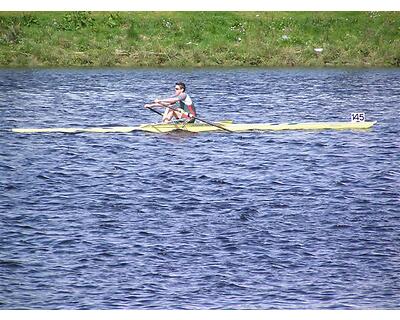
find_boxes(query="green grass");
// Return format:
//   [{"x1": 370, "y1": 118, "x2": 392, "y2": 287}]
[{"x1": 0, "y1": 12, "x2": 399, "y2": 67}]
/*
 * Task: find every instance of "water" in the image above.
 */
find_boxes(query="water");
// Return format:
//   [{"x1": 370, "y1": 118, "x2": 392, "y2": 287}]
[{"x1": 0, "y1": 69, "x2": 399, "y2": 309}]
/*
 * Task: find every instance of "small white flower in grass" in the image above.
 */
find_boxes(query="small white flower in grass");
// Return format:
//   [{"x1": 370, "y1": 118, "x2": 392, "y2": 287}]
[
  {"x1": 314, "y1": 48, "x2": 324, "y2": 53},
  {"x1": 163, "y1": 19, "x2": 172, "y2": 29}
]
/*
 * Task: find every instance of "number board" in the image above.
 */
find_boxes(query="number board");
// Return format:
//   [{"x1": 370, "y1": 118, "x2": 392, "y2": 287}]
[{"x1": 351, "y1": 113, "x2": 366, "y2": 122}]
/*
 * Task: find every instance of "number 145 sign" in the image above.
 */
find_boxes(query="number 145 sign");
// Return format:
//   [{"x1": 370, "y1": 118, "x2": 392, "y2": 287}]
[{"x1": 351, "y1": 113, "x2": 366, "y2": 122}]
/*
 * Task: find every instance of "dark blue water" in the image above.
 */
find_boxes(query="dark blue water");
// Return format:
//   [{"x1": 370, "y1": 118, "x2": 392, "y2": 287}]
[{"x1": 0, "y1": 69, "x2": 399, "y2": 309}]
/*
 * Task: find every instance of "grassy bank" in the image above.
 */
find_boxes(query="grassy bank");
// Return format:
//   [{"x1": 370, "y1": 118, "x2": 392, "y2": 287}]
[{"x1": 0, "y1": 12, "x2": 399, "y2": 67}]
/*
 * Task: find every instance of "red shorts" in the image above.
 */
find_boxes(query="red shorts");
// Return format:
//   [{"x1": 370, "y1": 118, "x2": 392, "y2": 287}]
[{"x1": 177, "y1": 106, "x2": 196, "y2": 123}]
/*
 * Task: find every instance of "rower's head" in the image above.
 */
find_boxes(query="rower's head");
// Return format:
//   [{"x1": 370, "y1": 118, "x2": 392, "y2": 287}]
[{"x1": 175, "y1": 82, "x2": 186, "y2": 92}]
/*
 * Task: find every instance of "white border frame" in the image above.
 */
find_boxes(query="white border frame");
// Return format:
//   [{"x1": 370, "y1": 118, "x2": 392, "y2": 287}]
[{"x1": 1, "y1": 0, "x2": 400, "y2": 11}]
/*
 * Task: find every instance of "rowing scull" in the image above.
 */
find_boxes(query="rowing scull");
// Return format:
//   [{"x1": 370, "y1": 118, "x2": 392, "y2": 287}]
[{"x1": 11, "y1": 120, "x2": 377, "y2": 134}]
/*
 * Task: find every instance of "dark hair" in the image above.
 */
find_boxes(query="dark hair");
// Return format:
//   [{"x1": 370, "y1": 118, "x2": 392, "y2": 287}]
[{"x1": 176, "y1": 82, "x2": 186, "y2": 92}]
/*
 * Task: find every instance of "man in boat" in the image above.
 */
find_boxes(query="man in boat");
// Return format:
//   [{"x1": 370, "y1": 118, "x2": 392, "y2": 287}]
[{"x1": 144, "y1": 82, "x2": 197, "y2": 124}]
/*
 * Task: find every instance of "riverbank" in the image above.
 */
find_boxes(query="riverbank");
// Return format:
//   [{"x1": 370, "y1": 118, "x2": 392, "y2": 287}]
[{"x1": 0, "y1": 12, "x2": 399, "y2": 67}]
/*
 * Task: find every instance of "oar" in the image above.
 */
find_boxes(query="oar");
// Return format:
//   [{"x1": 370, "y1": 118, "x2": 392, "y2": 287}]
[
  {"x1": 150, "y1": 101, "x2": 233, "y2": 133},
  {"x1": 145, "y1": 106, "x2": 164, "y2": 116}
]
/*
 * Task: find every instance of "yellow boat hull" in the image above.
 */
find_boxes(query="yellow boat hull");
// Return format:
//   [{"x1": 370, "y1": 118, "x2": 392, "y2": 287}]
[
  {"x1": 12, "y1": 121, "x2": 376, "y2": 134},
  {"x1": 139, "y1": 121, "x2": 377, "y2": 133}
]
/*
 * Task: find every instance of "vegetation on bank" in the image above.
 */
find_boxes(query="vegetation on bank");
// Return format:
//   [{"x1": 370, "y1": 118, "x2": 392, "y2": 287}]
[{"x1": 0, "y1": 12, "x2": 399, "y2": 67}]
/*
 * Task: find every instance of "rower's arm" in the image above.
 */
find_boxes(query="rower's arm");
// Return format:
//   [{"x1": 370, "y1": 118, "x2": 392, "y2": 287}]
[
  {"x1": 155, "y1": 97, "x2": 179, "y2": 104},
  {"x1": 144, "y1": 102, "x2": 171, "y2": 109},
  {"x1": 144, "y1": 102, "x2": 161, "y2": 108}
]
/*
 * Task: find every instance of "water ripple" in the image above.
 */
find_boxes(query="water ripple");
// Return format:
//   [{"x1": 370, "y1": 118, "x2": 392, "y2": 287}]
[{"x1": 1, "y1": 69, "x2": 400, "y2": 309}]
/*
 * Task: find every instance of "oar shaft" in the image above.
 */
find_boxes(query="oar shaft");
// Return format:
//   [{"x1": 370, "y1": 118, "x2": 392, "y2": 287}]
[{"x1": 146, "y1": 106, "x2": 163, "y2": 116}]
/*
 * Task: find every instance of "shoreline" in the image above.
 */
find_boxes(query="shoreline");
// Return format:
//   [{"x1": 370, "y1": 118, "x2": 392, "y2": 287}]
[{"x1": 1, "y1": 12, "x2": 399, "y2": 68}]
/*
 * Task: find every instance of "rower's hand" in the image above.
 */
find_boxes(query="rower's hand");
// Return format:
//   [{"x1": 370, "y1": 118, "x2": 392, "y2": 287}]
[{"x1": 144, "y1": 104, "x2": 151, "y2": 108}]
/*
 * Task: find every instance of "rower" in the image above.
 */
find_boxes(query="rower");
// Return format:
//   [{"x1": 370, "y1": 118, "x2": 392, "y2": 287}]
[{"x1": 144, "y1": 82, "x2": 197, "y2": 124}]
